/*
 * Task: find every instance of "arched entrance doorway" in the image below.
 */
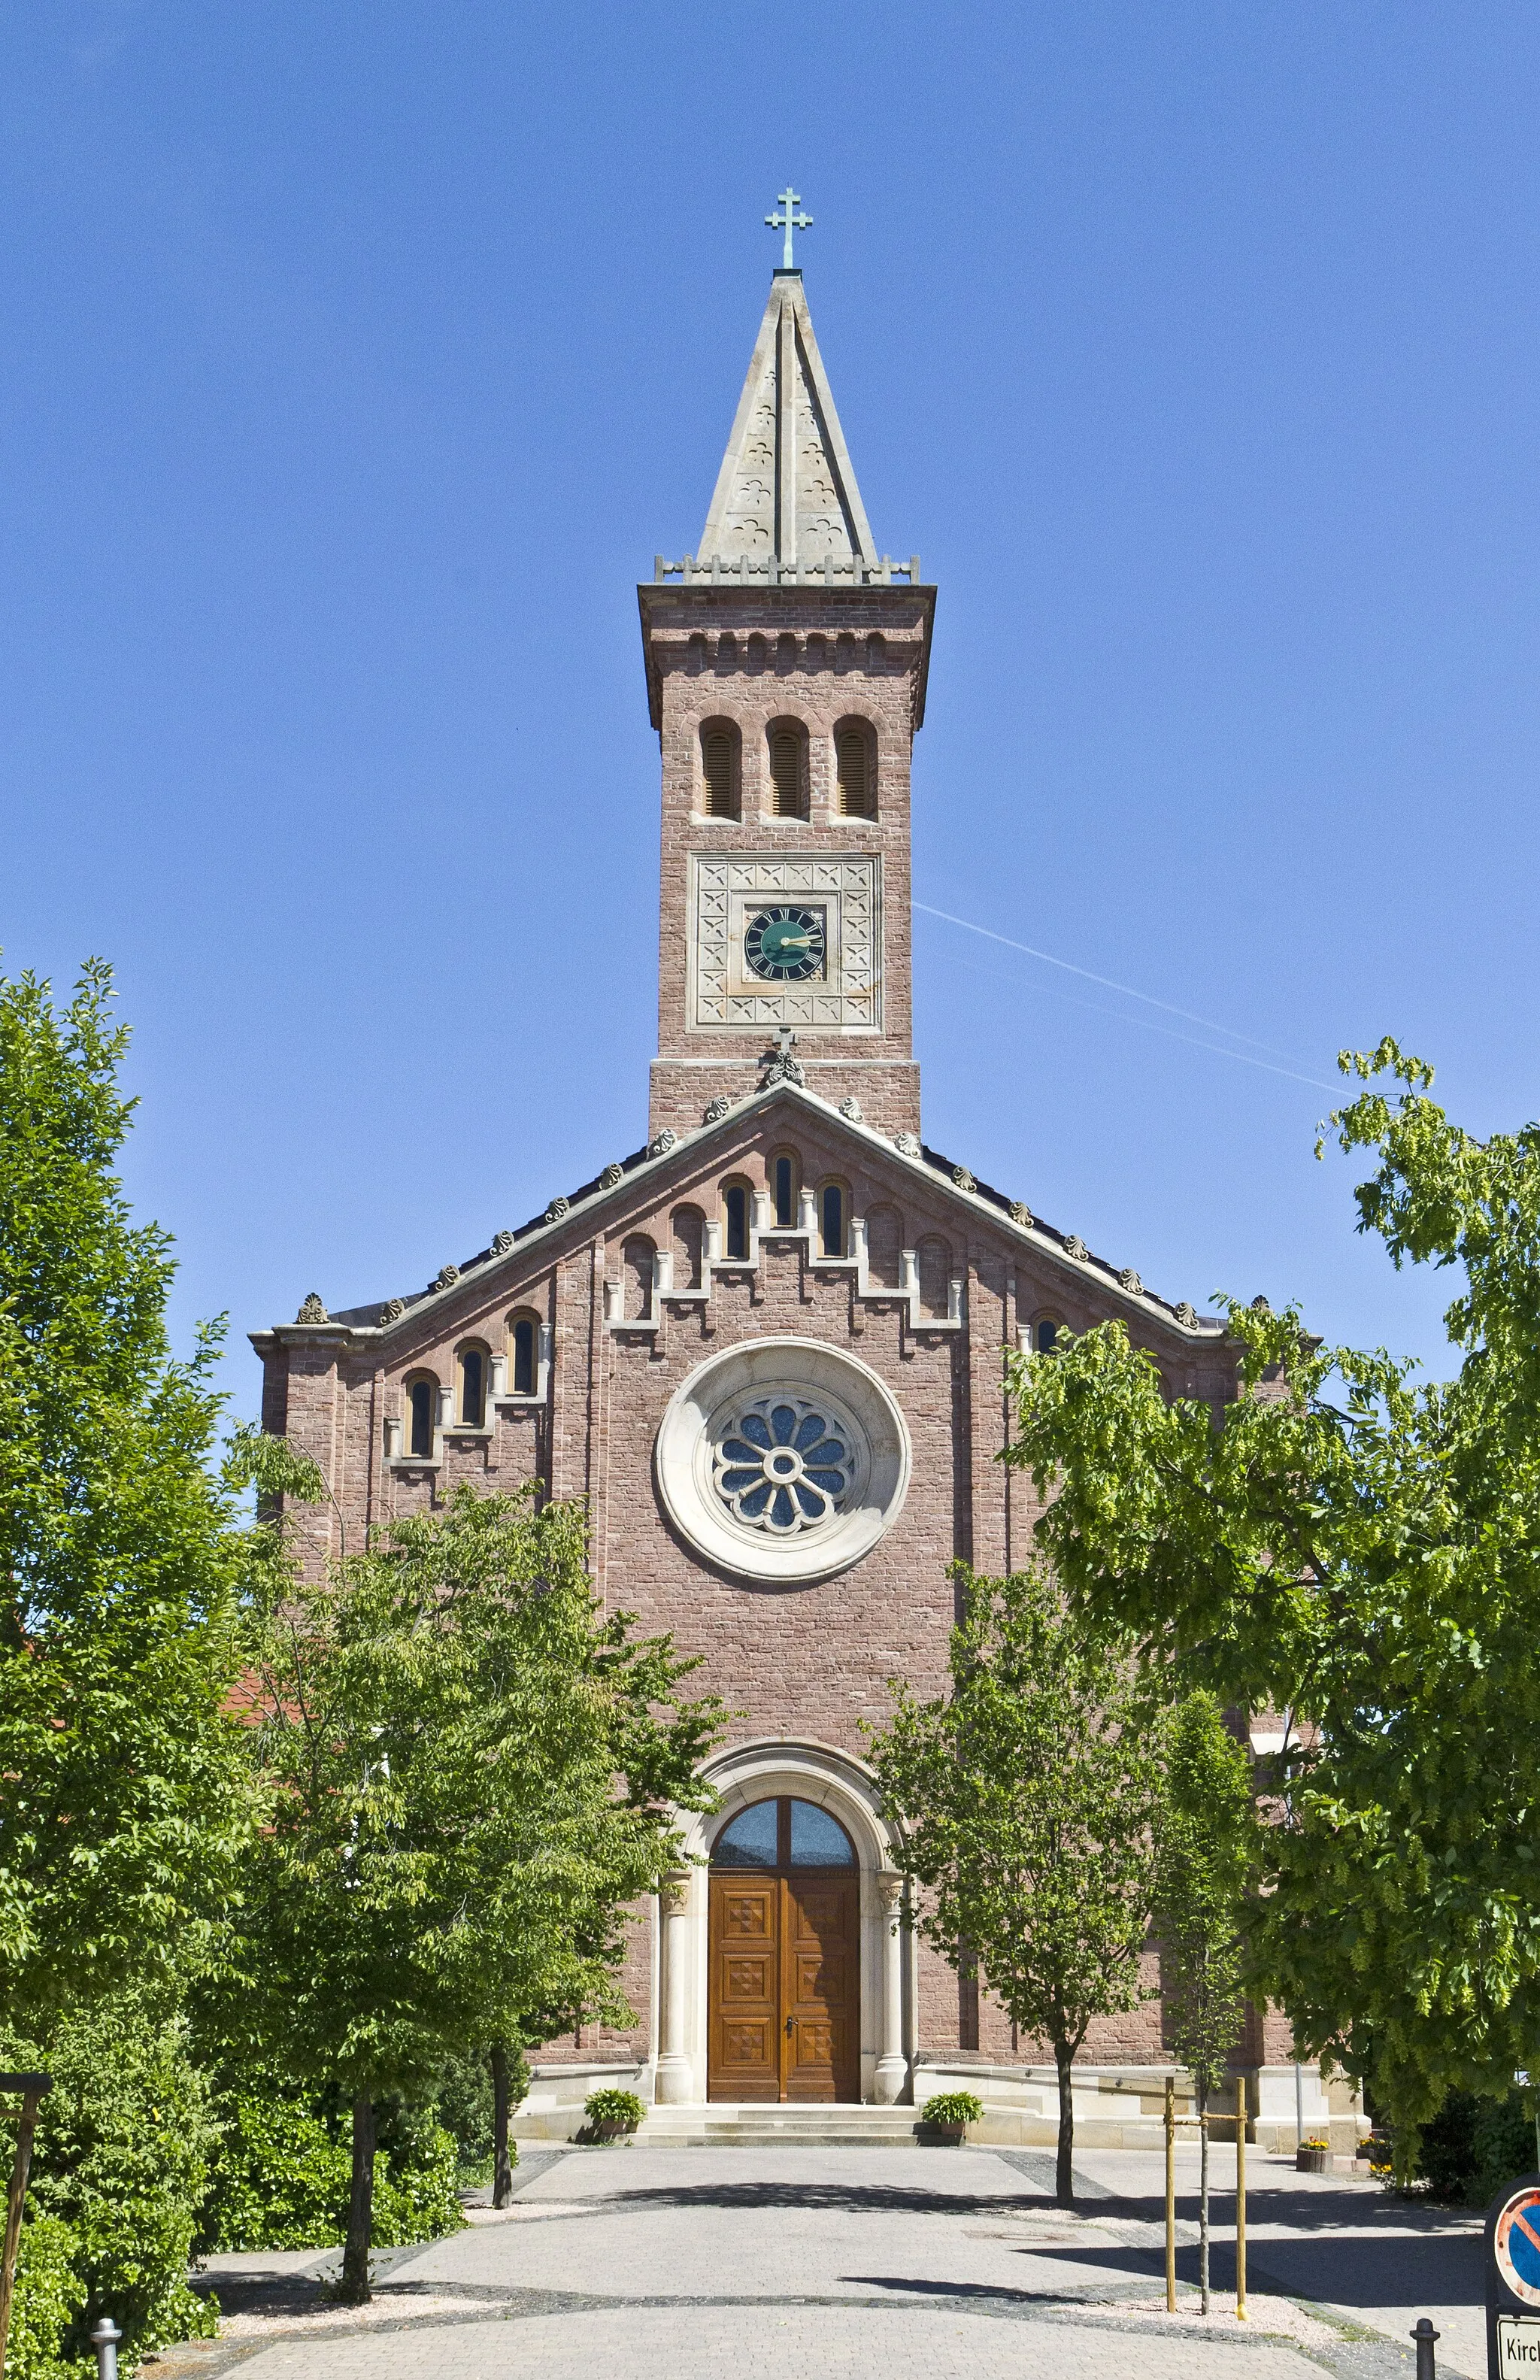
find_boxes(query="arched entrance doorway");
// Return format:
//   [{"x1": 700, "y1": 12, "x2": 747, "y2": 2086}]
[{"x1": 708, "y1": 1795, "x2": 860, "y2": 2103}]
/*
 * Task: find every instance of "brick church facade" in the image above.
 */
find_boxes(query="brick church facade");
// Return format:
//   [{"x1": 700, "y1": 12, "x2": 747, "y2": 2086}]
[{"x1": 253, "y1": 262, "x2": 1352, "y2": 2150}]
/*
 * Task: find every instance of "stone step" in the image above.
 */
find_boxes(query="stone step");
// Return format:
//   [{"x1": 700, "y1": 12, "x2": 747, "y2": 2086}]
[{"x1": 637, "y1": 2103, "x2": 928, "y2": 2148}]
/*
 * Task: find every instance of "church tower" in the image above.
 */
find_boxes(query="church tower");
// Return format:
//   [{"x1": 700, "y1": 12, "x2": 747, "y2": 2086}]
[{"x1": 640, "y1": 256, "x2": 934, "y2": 1141}]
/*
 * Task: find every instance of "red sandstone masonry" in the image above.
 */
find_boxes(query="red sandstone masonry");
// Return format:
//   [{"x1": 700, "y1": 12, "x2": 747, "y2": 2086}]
[
  {"x1": 641, "y1": 584, "x2": 930, "y2": 1141},
  {"x1": 253, "y1": 1099, "x2": 1242, "y2": 2075}
]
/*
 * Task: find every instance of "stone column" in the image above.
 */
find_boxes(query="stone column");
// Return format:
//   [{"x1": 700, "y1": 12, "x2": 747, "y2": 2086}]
[
  {"x1": 654, "y1": 1873, "x2": 695, "y2": 2106},
  {"x1": 874, "y1": 1871, "x2": 908, "y2": 2106}
]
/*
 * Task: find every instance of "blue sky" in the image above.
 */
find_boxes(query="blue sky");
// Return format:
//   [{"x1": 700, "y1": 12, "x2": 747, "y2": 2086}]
[{"x1": 5, "y1": 1, "x2": 1537, "y2": 1417}]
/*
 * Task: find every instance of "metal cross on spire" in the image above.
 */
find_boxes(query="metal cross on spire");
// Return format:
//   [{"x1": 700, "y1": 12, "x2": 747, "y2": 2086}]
[{"x1": 765, "y1": 186, "x2": 812, "y2": 271}]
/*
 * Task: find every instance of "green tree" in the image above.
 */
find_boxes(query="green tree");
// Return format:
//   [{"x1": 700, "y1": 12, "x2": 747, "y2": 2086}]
[
  {"x1": 1005, "y1": 1039, "x2": 1540, "y2": 2166},
  {"x1": 0, "y1": 960, "x2": 253, "y2": 2025},
  {"x1": 1153, "y1": 1693, "x2": 1253, "y2": 2312},
  {"x1": 232, "y1": 1480, "x2": 722, "y2": 2300},
  {"x1": 866, "y1": 1563, "x2": 1164, "y2": 2205}
]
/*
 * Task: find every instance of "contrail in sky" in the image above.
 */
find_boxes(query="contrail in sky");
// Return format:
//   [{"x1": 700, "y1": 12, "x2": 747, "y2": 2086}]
[{"x1": 914, "y1": 901, "x2": 1336, "y2": 1091}]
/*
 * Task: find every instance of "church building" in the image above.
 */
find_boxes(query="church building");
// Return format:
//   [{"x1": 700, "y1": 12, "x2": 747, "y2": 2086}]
[{"x1": 253, "y1": 235, "x2": 1351, "y2": 2153}]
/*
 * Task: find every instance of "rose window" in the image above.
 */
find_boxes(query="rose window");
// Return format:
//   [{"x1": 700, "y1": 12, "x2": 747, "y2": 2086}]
[{"x1": 711, "y1": 1396, "x2": 855, "y2": 1535}]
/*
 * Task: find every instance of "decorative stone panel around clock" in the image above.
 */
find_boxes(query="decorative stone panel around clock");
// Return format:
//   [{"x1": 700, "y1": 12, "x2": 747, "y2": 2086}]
[
  {"x1": 654, "y1": 1337, "x2": 911, "y2": 1586},
  {"x1": 688, "y1": 853, "x2": 881, "y2": 1032}
]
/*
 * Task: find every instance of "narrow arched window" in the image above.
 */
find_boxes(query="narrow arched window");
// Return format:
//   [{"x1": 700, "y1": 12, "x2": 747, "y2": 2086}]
[
  {"x1": 772, "y1": 1153, "x2": 797, "y2": 1229},
  {"x1": 458, "y1": 1345, "x2": 486, "y2": 1427},
  {"x1": 723, "y1": 1182, "x2": 749, "y2": 1261},
  {"x1": 835, "y1": 721, "x2": 875, "y2": 818},
  {"x1": 701, "y1": 721, "x2": 740, "y2": 820},
  {"x1": 1035, "y1": 1317, "x2": 1060, "y2": 1354},
  {"x1": 408, "y1": 1377, "x2": 435, "y2": 1457},
  {"x1": 768, "y1": 720, "x2": 807, "y2": 820},
  {"x1": 509, "y1": 1314, "x2": 538, "y2": 1395},
  {"x1": 820, "y1": 1184, "x2": 845, "y2": 1258}
]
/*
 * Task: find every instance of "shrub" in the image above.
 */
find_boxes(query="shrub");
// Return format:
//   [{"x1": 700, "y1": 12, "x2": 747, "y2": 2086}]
[
  {"x1": 372, "y1": 2124, "x2": 462, "y2": 2244},
  {"x1": 0, "y1": 1997, "x2": 218, "y2": 2367},
  {"x1": 9, "y1": 2215, "x2": 83, "y2": 2380},
  {"x1": 921, "y1": 2091, "x2": 984, "y2": 2127},
  {"x1": 199, "y1": 2096, "x2": 350, "y2": 2251},
  {"x1": 583, "y1": 2089, "x2": 644, "y2": 2131},
  {"x1": 199, "y1": 2089, "x2": 464, "y2": 2251}
]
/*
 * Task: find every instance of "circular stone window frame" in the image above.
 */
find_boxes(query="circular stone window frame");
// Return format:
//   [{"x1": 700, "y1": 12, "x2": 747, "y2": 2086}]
[{"x1": 655, "y1": 1336, "x2": 912, "y2": 1585}]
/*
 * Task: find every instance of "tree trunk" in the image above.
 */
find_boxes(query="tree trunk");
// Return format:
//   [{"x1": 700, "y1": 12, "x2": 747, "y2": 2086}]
[
  {"x1": 491, "y1": 2042, "x2": 514, "y2": 2210},
  {"x1": 1053, "y1": 2038, "x2": 1075, "y2": 2208},
  {"x1": 1198, "y1": 2078, "x2": 1210, "y2": 2314},
  {"x1": 338, "y1": 2092, "x2": 376, "y2": 2305}
]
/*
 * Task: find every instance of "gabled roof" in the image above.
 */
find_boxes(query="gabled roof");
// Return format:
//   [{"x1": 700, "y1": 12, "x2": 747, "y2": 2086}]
[
  {"x1": 263, "y1": 1081, "x2": 1224, "y2": 1350},
  {"x1": 697, "y1": 274, "x2": 880, "y2": 581}
]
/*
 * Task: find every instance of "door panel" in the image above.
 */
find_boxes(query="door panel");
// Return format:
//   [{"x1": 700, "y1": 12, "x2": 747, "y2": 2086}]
[
  {"x1": 708, "y1": 1877, "x2": 780, "y2": 2100},
  {"x1": 782, "y1": 1874, "x2": 859, "y2": 2103}
]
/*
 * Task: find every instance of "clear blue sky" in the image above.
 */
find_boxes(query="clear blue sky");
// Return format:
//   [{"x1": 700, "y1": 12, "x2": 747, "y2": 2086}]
[{"x1": 6, "y1": 2, "x2": 1536, "y2": 1418}]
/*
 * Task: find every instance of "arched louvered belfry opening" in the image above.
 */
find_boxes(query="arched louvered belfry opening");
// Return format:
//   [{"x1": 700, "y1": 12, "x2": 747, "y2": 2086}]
[
  {"x1": 767, "y1": 719, "x2": 808, "y2": 820},
  {"x1": 834, "y1": 719, "x2": 876, "y2": 818},
  {"x1": 700, "y1": 720, "x2": 741, "y2": 820}
]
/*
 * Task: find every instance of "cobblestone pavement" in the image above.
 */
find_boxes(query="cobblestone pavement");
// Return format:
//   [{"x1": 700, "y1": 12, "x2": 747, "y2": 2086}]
[
  {"x1": 1075, "y1": 2146, "x2": 1483, "y2": 2378},
  {"x1": 182, "y1": 2146, "x2": 1456, "y2": 2380}
]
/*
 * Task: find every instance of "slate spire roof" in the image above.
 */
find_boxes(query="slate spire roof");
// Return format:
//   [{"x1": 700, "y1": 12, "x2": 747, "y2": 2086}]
[{"x1": 696, "y1": 272, "x2": 881, "y2": 583}]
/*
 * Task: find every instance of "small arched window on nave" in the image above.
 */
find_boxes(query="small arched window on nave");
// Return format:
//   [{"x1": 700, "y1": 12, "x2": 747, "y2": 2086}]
[
  {"x1": 406, "y1": 1373, "x2": 437, "y2": 1458},
  {"x1": 771, "y1": 1151, "x2": 799, "y2": 1229},
  {"x1": 457, "y1": 1342, "x2": 488, "y2": 1428},
  {"x1": 722, "y1": 1180, "x2": 750, "y2": 1262},
  {"x1": 1034, "y1": 1316, "x2": 1062, "y2": 1354},
  {"x1": 508, "y1": 1311, "x2": 539, "y2": 1396},
  {"x1": 817, "y1": 1181, "x2": 847, "y2": 1259}
]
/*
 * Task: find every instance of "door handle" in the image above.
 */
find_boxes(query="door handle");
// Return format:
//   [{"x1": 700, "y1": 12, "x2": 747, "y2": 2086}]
[{"x1": 784, "y1": 2017, "x2": 794, "y2": 2036}]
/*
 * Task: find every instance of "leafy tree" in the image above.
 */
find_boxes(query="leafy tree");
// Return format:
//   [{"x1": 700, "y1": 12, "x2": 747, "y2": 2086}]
[
  {"x1": 0, "y1": 960, "x2": 253, "y2": 2026},
  {"x1": 231, "y1": 1480, "x2": 722, "y2": 2299},
  {"x1": 1153, "y1": 1693, "x2": 1253, "y2": 2312},
  {"x1": 865, "y1": 1563, "x2": 1165, "y2": 2205},
  {"x1": 1005, "y1": 1039, "x2": 1540, "y2": 2166}
]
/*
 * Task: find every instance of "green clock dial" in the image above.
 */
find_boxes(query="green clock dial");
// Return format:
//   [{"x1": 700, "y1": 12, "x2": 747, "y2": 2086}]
[{"x1": 744, "y1": 905, "x2": 826, "y2": 983}]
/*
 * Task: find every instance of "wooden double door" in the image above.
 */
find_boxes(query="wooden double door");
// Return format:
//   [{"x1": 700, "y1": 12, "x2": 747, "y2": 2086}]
[{"x1": 708, "y1": 1863, "x2": 860, "y2": 2103}]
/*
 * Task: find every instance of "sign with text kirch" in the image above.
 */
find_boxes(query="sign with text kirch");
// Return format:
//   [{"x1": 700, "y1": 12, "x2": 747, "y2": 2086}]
[{"x1": 1487, "y1": 2177, "x2": 1540, "y2": 2374}]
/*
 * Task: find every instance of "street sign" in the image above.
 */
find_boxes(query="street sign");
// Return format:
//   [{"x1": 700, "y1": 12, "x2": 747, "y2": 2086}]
[{"x1": 1487, "y1": 2176, "x2": 1540, "y2": 2376}]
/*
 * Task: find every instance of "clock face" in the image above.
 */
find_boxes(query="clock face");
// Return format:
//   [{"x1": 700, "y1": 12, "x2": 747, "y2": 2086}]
[{"x1": 744, "y1": 905, "x2": 826, "y2": 983}]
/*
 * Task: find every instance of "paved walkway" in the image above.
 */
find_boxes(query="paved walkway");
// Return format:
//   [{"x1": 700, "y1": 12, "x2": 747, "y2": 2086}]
[{"x1": 171, "y1": 2144, "x2": 1480, "y2": 2380}]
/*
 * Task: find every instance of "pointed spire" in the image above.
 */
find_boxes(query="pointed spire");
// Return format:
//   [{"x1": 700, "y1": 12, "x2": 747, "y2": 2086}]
[{"x1": 697, "y1": 274, "x2": 880, "y2": 581}]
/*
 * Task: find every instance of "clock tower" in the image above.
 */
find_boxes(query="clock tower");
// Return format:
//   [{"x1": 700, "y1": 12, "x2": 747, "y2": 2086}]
[{"x1": 639, "y1": 262, "x2": 935, "y2": 1141}]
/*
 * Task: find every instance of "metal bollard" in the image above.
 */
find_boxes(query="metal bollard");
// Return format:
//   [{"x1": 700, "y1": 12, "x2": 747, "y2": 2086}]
[
  {"x1": 1410, "y1": 2315, "x2": 1439, "y2": 2378},
  {"x1": 89, "y1": 2318, "x2": 120, "y2": 2380}
]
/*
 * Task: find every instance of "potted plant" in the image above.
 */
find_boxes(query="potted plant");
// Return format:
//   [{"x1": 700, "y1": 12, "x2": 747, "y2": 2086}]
[
  {"x1": 584, "y1": 2087, "x2": 646, "y2": 2145},
  {"x1": 920, "y1": 2090, "x2": 984, "y2": 2145},
  {"x1": 1296, "y1": 2135, "x2": 1332, "y2": 2173}
]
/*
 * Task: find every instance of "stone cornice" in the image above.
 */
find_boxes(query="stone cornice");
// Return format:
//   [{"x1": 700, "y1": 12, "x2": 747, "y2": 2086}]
[
  {"x1": 253, "y1": 1079, "x2": 1225, "y2": 1363},
  {"x1": 636, "y1": 582, "x2": 936, "y2": 732}
]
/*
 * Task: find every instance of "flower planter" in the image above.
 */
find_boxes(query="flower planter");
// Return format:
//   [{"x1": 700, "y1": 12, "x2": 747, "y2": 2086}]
[
  {"x1": 1296, "y1": 2147, "x2": 1331, "y2": 2173},
  {"x1": 593, "y1": 2118, "x2": 636, "y2": 2143},
  {"x1": 925, "y1": 2121, "x2": 967, "y2": 2145}
]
